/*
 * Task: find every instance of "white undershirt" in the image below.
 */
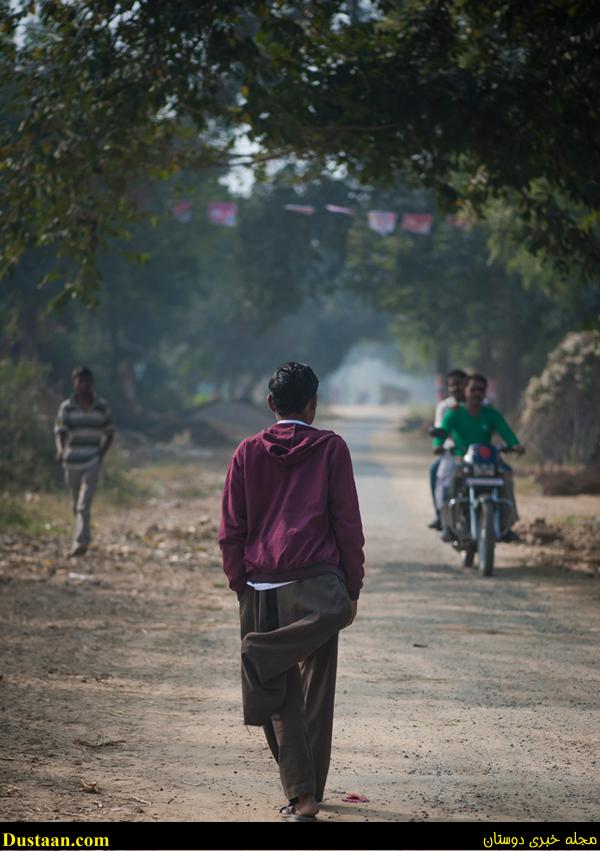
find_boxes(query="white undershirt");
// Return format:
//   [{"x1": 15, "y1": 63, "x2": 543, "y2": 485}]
[
  {"x1": 247, "y1": 580, "x2": 297, "y2": 590},
  {"x1": 246, "y1": 418, "x2": 313, "y2": 590},
  {"x1": 276, "y1": 418, "x2": 316, "y2": 428}
]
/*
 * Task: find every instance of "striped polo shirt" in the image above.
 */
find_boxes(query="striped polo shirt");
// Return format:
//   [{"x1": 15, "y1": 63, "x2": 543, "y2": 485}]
[{"x1": 54, "y1": 395, "x2": 115, "y2": 467}]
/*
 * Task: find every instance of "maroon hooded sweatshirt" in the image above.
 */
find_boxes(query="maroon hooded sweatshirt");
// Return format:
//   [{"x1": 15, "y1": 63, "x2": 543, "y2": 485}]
[{"x1": 219, "y1": 421, "x2": 365, "y2": 600}]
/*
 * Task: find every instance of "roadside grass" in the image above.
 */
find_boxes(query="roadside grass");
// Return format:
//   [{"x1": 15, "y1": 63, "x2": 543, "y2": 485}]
[
  {"x1": 554, "y1": 513, "x2": 598, "y2": 527},
  {"x1": 513, "y1": 474, "x2": 540, "y2": 497},
  {"x1": 0, "y1": 492, "x2": 69, "y2": 537},
  {"x1": 98, "y1": 453, "x2": 147, "y2": 506},
  {"x1": 124, "y1": 458, "x2": 213, "y2": 500},
  {"x1": 0, "y1": 452, "x2": 214, "y2": 535}
]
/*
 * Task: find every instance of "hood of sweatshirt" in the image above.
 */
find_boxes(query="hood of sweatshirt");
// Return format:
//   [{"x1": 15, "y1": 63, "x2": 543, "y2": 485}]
[{"x1": 258, "y1": 422, "x2": 337, "y2": 466}]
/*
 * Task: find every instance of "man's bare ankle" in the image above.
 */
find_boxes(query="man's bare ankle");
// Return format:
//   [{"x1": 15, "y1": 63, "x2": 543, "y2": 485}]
[{"x1": 296, "y1": 793, "x2": 319, "y2": 815}]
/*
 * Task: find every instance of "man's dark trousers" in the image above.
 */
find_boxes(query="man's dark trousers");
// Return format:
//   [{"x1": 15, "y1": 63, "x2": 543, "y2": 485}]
[{"x1": 239, "y1": 574, "x2": 352, "y2": 803}]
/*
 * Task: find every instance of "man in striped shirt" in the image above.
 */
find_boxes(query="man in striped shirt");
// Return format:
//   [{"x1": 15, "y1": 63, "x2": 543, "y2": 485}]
[{"x1": 54, "y1": 367, "x2": 115, "y2": 556}]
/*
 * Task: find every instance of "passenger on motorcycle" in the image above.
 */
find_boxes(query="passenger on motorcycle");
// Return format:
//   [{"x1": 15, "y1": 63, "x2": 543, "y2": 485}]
[
  {"x1": 427, "y1": 369, "x2": 467, "y2": 530},
  {"x1": 433, "y1": 374, "x2": 525, "y2": 543}
]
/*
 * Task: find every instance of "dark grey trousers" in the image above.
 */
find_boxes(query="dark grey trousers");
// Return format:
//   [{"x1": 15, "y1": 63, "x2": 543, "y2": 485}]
[
  {"x1": 64, "y1": 460, "x2": 100, "y2": 549},
  {"x1": 239, "y1": 574, "x2": 352, "y2": 802}
]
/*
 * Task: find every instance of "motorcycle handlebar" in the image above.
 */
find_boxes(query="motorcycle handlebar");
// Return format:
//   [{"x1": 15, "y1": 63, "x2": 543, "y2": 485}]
[
  {"x1": 429, "y1": 426, "x2": 447, "y2": 439},
  {"x1": 428, "y1": 426, "x2": 523, "y2": 455}
]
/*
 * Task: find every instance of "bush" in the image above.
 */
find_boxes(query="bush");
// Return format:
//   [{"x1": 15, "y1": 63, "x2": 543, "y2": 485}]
[
  {"x1": 0, "y1": 495, "x2": 30, "y2": 529},
  {"x1": 0, "y1": 358, "x2": 61, "y2": 490},
  {"x1": 520, "y1": 332, "x2": 600, "y2": 465}
]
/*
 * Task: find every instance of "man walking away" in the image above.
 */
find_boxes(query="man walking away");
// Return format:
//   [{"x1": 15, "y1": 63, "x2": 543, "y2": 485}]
[
  {"x1": 219, "y1": 362, "x2": 365, "y2": 822},
  {"x1": 54, "y1": 367, "x2": 115, "y2": 557}
]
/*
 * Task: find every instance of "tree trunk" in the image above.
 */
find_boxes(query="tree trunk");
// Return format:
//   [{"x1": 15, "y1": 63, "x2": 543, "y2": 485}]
[
  {"x1": 493, "y1": 340, "x2": 523, "y2": 416},
  {"x1": 435, "y1": 344, "x2": 449, "y2": 379}
]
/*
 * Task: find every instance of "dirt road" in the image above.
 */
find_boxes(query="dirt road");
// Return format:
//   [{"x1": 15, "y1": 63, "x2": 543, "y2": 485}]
[{"x1": 1, "y1": 406, "x2": 599, "y2": 822}]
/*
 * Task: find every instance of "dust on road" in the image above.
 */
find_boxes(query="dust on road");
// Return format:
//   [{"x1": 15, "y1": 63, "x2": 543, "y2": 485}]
[{"x1": 1, "y1": 406, "x2": 599, "y2": 822}]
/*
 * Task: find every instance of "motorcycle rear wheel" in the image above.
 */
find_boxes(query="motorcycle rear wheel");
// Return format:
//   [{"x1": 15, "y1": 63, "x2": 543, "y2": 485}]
[{"x1": 478, "y1": 502, "x2": 495, "y2": 576}]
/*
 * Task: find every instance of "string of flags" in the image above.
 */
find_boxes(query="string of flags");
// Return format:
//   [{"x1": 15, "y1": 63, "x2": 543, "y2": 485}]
[
  {"x1": 283, "y1": 204, "x2": 316, "y2": 216},
  {"x1": 207, "y1": 201, "x2": 237, "y2": 227},
  {"x1": 368, "y1": 210, "x2": 397, "y2": 236},
  {"x1": 170, "y1": 199, "x2": 193, "y2": 224},
  {"x1": 170, "y1": 199, "x2": 473, "y2": 235}
]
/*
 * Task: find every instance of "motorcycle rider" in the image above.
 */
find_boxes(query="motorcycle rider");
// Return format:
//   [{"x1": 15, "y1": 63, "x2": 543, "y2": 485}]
[
  {"x1": 433, "y1": 374, "x2": 525, "y2": 543},
  {"x1": 428, "y1": 369, "x2": 467, "y2": 530}
]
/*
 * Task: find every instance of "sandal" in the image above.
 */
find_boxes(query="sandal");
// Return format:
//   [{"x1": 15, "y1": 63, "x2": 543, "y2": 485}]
[{"x1": 279, "y1": 802, "x2": 318, "y2": 822}]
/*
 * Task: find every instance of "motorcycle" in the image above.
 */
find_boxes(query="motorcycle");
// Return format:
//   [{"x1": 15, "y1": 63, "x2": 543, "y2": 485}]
[{"x1": 430, "y1": 428, "x2": 517, "y2": 576}]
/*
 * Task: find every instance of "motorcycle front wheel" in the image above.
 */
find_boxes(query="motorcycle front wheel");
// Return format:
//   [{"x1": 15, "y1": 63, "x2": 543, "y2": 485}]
[
  {"x1": 462, "y1": 544, "x2": 476, "y2": 567},
  {"x1": 478, "y1": 501, "x2": 495, "y2": 576}
]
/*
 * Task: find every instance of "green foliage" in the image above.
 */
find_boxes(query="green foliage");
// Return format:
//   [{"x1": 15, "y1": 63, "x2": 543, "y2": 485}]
[
  {"x1": 3, "y1": 0, "x2": 599, "y2": 440},
  {"x1": 4, "y1": 152, "x2": 597, "y2": 428},
  {"x1": 0, "y1": 491, "x2": 68, "y2": 535},
  {"x1": 0, "y1": 1, "x2": 340, "y2": 301},
  {"x1": 227, "y1": 171, "x2": 586, "y2": 420},
  {"x1": 0, "y1": 358, "x2": 60, "y2": 489},
  {"x1": 0, "y1": 163, "x2": 389, "y2": 421},
  {"x1": 342, "y1": 182, "x2": 595, "y2": 410},
  {"x1": 3, "y1": 1, "x2": 600, "y2": 301},
  {"x1": 237, "y1": 1, "x2": 600, "y2": 282},
  {"x1": 0, "y1": 495, "x2": 30, "y2": 530}
]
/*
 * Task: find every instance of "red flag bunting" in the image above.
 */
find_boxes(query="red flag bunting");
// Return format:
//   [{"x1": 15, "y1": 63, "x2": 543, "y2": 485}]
[
  {"x1": 284, "y1": 204, "x2": 316, "y2": 215},
  {"x1": 401, "y1": 213, "x2": 433, "y2": 235},
  {"x1": 208, "y1": 201, "x2": 237, "y2": 227},
  {"x1": 171, "y1": 199, "x2": 192, "y2": 223},
  {"x1": 325, "y1": 204, "x2": 354, "y2": 216},
  {"x1": 367, "y1": 210, "x2": 397, "y2": 235}
]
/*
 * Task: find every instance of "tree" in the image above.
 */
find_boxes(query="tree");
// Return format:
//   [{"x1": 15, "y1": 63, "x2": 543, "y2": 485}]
[
  {"x1": 0, "y1": 162, "x2": 387, "y2": 421},
  {"x1": 2, "y1": 1, "x2": 600, "y2": 303},
  {"x1": 343, "y1": 183, "x2": 600, "y2": 411},
  {"x1": 246, "y1": 1, "x2": 600, "y2": 280},
  {"x1": 0, "y1": 1, "x2": 340, "y2": 301}
]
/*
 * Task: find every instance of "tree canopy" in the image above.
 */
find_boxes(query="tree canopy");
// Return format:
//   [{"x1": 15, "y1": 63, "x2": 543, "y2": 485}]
[
  {"x1": 1, "y1": 1, "x2": 339, "y2": 299},
  {"x1": 3, "y1": 158, "x2": 596, "y2": 420},
  {"x1": 2, "y1": 1, "x2": 600, "y2": 302}
]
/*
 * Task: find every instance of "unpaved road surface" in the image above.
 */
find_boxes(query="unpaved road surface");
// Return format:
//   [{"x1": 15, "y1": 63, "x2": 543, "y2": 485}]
[{"x1": 1, "y1": 406, "x2": 599, "y2": 822}]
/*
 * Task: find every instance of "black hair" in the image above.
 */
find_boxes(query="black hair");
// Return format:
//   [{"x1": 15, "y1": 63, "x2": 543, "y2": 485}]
[
  {"x1": 466, "y1": 373, "x2": 488, "y2": 388},
  {"x1": 72, "y1": 366, "x2": 94, "y2": 381},
  {"x1": 447, "y1": 369, "x2": 467, "y2": 381},
  {"x1": 268, "y1": 362, "x2": 319, "y2": 415}
]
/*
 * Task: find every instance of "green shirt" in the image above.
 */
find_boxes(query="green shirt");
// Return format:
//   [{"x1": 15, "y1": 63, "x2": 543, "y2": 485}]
[{"x1": 434, "y1": 405, "x2": 519, "y2": 456}]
